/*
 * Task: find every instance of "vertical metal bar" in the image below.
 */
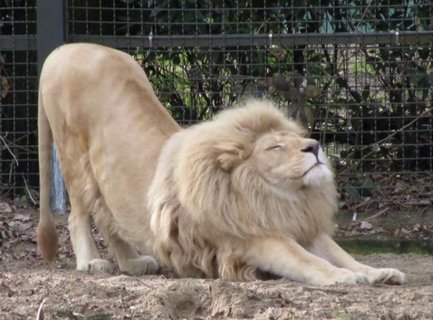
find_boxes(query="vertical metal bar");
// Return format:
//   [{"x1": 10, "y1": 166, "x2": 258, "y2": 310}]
[
  {"x1": 37, "y1": 0, "x2": 66, "y2": 74},
  {"x1": 37, "y1": 0, "x2": 67, "y2": 214}
]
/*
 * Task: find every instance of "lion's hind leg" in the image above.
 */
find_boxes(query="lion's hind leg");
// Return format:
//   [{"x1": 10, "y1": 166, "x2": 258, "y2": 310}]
[
  {"x1": 64, "y1": 154, "x2": 113, "y2": 274},
  {"x1": 94, "y1": 206, "x2": 159, "y2": 276},
  {"x1": 68, "y1": 195, "x2": 112, "y2": 274}
]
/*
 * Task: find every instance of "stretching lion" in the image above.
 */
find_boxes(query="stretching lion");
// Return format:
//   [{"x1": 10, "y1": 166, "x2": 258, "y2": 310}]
[{"x1": 37, "y1": 43, "x2": 405, "y2": 285}]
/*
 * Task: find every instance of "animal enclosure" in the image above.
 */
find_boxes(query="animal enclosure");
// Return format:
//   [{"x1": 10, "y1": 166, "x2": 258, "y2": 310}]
[{"x1": 0, "y1": 1, "x2": 432, "y2": 211}]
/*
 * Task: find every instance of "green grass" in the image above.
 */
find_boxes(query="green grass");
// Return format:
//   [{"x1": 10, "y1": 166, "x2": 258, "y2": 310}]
[{"x1": 336, "y1": 238, "x2": 433, "y2": 255}]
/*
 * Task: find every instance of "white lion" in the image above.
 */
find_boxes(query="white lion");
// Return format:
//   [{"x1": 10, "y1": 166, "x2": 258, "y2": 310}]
[{"x1": 37, "y1": 43, "x2": 405, "y2": 285}]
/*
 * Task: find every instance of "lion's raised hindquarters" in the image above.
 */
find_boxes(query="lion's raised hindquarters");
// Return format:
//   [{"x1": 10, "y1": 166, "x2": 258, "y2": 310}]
[{"x1": 37, "y1": 43, "x2": 179, "y2": 275}]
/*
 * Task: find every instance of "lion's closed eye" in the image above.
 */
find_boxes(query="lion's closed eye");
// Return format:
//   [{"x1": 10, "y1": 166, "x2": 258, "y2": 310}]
[{"x1": 266, "y1": 144, "x2": 284, "y2": 151}]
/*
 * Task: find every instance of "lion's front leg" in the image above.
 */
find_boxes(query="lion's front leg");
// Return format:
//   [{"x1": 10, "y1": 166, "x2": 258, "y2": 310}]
[
  {"x1": 243, "y1": 238, "x2": 368, "y2": 285},
  {"x1": 308, "y1": 233, "x2": 406, "y2": 285}
]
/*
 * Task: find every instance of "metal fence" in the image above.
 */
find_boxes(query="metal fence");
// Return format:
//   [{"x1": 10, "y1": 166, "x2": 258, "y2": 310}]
[
  {"x1": 0, "y1": 0, "x2": 37, "y2": 201},
  {"x1": 1, "y1": 1, "x2": 432, "y2": 211}
]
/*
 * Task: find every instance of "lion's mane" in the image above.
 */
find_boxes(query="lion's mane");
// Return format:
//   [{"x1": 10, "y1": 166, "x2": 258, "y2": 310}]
[{"x1": 148, "y1": 99, "x2": 338, "y2": 280}]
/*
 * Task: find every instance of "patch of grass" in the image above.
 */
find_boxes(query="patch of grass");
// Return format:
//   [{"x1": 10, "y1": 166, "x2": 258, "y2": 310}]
[
  {"x1": 336, "y1": 238, "x2": 433, "y2": 255},
  {"x1": 331, "y1": 310, "x2": 352, "y2": 320}
]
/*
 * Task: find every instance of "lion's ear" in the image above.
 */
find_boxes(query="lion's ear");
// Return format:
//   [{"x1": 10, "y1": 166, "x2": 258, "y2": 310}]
[
  {"x1": 217, "y1": 152, "x2": 240, "y2": 171},
  {"x1": 215, "y1": 142, "x2": 245, "y2": 172}
]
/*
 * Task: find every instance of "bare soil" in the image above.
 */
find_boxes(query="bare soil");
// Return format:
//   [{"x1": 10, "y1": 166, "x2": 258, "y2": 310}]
[{"x1": 1, "y1": 207, "x2": 433, "y2": 320}]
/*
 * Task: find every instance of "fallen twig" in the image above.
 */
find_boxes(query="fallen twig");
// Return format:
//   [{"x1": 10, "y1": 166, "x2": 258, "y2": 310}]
[
  {"x1": 36, "y1": 298, "x2": 47, "y2": 320},
  {"x1": 404, "y1": 200, "x2": 432, "y2": 207},
  {"x1": 349, "y1": 197, "x2": 373, "y2": 211},
  {"x1": 0, "y1": 134, "x2": 19, "y2": 166},
  {"x1": 302, "y1": 286, "x2": 349, "y2": 295},
  {"x1": 22, "y1": 174, "x2": 38, "y2": 205},
  {"x1": 133, "y1": 277, "x2": 153, "y2": 289},
  {"x1": 364, "y1": 207, "x2": 390, "y2": 222}
]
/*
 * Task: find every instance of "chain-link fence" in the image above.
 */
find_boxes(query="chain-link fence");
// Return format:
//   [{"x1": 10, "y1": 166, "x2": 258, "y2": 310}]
[
  {"x1": 1, "y1": 1, "x2": 432, "y2": 211},
  {"x1": 0, "y1": 0, "x2": 37, "y2": 201}
]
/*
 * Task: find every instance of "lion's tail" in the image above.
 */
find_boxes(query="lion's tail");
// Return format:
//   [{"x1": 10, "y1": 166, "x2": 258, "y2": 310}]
[{"x1": 37, "y1": 89, "x2": 59, "y2": 262}]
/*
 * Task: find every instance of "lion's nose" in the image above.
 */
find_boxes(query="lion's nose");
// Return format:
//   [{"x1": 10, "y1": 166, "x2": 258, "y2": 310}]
[{"x1": 301, "y1": 141, "x2": 320, "y2": 158}]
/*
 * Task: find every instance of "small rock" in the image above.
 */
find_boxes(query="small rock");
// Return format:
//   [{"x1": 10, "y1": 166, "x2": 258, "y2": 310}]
[{"x1": 359, "y1": 221, "x2": 373, "y2": 230}]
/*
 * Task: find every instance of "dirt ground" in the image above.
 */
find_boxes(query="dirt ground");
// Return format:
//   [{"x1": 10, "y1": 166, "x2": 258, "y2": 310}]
[{"x1": 1, "y1": 207, "x2": 433, "y2": 320}]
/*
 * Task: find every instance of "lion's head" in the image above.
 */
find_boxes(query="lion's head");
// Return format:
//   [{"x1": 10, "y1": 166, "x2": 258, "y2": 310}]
[
  {"x1": 149, "y1": 99, "x2": 338, "y2": 278},
  {"x1": 249, "y1": 123, "x2": 334, "y2": 190}
]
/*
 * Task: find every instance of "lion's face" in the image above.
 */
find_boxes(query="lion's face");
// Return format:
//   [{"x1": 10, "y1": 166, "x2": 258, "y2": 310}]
[{"x1": 250, "y1": 131, "x2": 334, "y2": 189}]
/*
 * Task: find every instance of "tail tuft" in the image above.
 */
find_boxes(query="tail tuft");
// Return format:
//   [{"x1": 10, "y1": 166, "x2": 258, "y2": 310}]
[{"x1": 37, "y1": 214, "x2": 59, "y2": 262}]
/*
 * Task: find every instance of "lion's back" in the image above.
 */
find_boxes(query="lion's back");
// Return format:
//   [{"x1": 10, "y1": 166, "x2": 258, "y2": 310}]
[{"x1": 40, "y1": 44, "x2": 150, "y2": 119}]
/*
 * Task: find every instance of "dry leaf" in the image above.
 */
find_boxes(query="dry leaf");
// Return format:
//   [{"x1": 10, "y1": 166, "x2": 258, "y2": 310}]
[
  {"x1": 0, "y1": 76, "x2": 10, "y2": 98},
  {"x1": 0, "y1": 202, "x2": 13, "y2": 213}
]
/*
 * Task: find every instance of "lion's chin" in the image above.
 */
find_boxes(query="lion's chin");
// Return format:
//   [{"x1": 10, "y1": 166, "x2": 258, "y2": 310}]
[{"x1": 302, "y1": 164, "x2": 334, "y2": 187}]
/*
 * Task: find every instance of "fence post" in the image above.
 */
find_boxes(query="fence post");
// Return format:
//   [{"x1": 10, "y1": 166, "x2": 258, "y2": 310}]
[
  {"x1": 37, "y1": 0, "x2": 67, "y2": 214},
  {"x1": 37, "y1": 0, "x2": 66, "y2": 73}
]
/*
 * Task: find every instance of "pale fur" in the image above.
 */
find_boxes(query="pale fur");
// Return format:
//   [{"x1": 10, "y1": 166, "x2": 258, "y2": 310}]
[
  {"x1": 149, "y1": 101, "x2": 333, "y2": 278},
  {"x1": 37, "y1": 43, "x2": 179, "y2": 275},
  {"x1": 38, "y1": 43, "x2": 406, "y2": 285}
]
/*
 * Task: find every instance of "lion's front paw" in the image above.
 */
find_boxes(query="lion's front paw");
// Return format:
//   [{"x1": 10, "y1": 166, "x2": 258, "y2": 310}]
[
  {"x1": 79, "y1": 258, "x2": 113, "y2": 274},
  {"x1": 336, "y1": 270, "x2": 369, "y2": 285},
  {"x1": 367, "y1": 268, "x2": 406, "y2": 285},
  {"x1": 120, "y1": 255, "x2": 159, "y2": 276},
  {"x1": 319, "y1": 269, "x2": 368, "y2": 286}
]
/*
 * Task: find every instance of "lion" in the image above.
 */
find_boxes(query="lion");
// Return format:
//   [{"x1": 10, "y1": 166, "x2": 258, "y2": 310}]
[{"x1": 37, "y1": 43, "x2": 406, "y2": 286}]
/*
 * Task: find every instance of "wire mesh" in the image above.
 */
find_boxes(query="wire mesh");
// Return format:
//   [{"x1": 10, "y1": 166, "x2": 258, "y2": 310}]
[
  {"x1": 0, "y1": 1, "x2": 38, "y2": 200},
  {"x1": 2, "y1": 1, "x2": 433, "y2": 210},
  {"x1": 67, "y1": 1, "x2": 432, "y2": 209}
]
